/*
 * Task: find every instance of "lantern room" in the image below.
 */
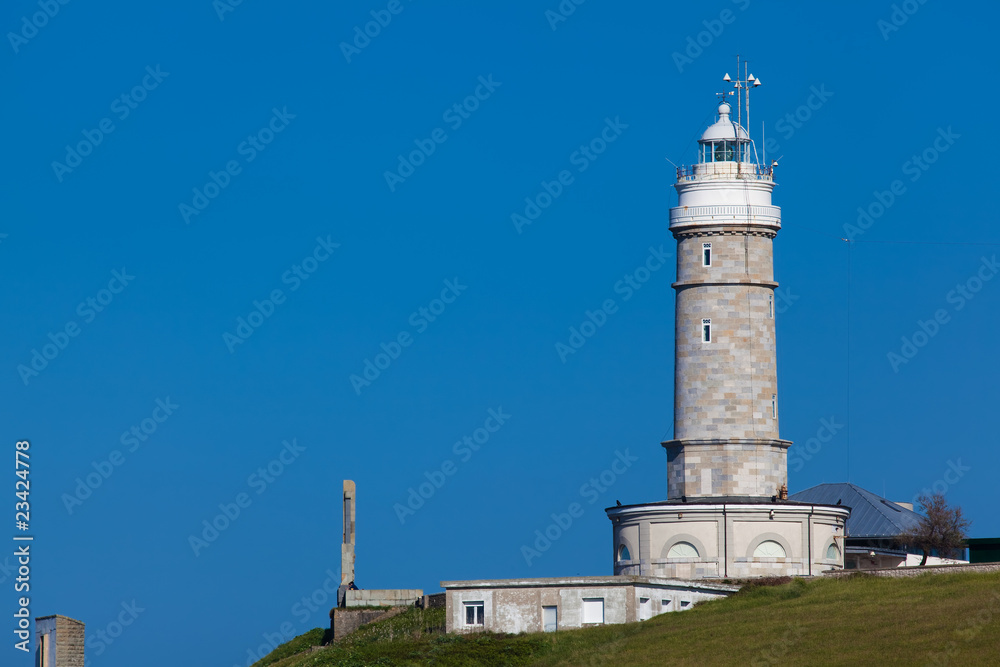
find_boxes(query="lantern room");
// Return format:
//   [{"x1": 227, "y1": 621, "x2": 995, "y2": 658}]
[{"x1": 698, "y1": 101, "x2": 751, "y2": 163}]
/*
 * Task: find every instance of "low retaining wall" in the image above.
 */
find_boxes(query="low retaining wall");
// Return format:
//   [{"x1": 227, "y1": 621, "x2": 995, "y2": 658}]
[
  {"x1": 346, "y1": 589, "x2": 423, "y2": 607},
  {"x1": 330, "y1": 607, "x2": 407, "y2": 642},
  {"x1": 421, "y1": 592, "x2": 445, "y2": 609},
  {"x1": 827, "y1": 562, "x2": 1000, "y2": 578}
]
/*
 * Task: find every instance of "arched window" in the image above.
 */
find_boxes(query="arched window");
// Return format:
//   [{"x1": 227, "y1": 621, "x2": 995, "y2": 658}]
[
  {"x1": 618, "y1": 544, "x2": 631, "y2": 562},
  {"x1": 753, "y1": 540, "x2": 787, "y2": 558},
  {"x1": 826, "y1": 543, "x2": 840, "y2": 560},
  {"x1": 667, "y1": 542, "x2": 699, "y2": 558}
]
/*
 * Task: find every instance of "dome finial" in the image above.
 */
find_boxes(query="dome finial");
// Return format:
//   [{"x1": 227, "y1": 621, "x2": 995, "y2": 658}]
[{"x1": 714, "y1": 91, "x2": 732, "y2": 121}]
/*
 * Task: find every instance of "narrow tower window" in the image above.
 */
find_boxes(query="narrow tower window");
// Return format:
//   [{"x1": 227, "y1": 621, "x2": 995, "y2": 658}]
[
  {"x1": 702, "y1": 242, "x2": 712, "y2": 267},
  {"x1": 768, "y1": 294, "x2": 773, "y2": 318},
  {"x1": 702, "y1": 319, "x2": 712, "y2": 343},
  {"x1": 771, "y1": 394, "x2": 777, "y2": 419}
]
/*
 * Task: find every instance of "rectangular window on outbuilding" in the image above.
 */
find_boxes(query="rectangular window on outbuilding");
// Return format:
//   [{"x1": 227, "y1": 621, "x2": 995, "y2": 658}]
[
  {"x1": 464, "y1": 601, "x2": 484, "y2": 626},
  {"x1": 702, "y1": 242, "x2": 712, "y2": 267},
  {"x1": 702, "y1": 319, "x2": 712, "y2": 343},
  {"x1": 582, "y1": 598, "x2": 605, "y2": 624}
]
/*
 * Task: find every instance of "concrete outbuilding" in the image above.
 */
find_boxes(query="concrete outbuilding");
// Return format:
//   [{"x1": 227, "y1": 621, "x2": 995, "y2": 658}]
[{"x1": 442, "y1": 576, "x2": 738, "y2": 634}]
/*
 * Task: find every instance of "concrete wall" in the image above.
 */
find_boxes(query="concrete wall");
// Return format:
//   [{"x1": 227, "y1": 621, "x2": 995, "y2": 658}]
[
  {"x1": 443, "y1": 577, "x2": 736, "y2": 634},
  {"x1": 331, "y1": 608, "x2": 406, "y2": 641},
  {"x1": 420, "y1": 593, "x2": 446, "y2": 609},
  {"x1": 345, "y1": 589, "x2": 422, "y2": 608}
]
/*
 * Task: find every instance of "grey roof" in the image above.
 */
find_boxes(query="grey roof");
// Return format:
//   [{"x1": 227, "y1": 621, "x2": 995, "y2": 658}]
[{"x1": 789, "y1": 483, "x2": 924, "y2": 538}]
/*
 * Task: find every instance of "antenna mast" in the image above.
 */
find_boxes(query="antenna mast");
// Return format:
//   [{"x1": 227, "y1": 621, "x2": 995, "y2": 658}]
[
  {"x1": 745, "y1": 60, "x2": 750, "y2": 157},
  {"x1": 724, "y1": 59, "x2": 764, "y2": 171},
  {"x1": 762, "y1": 121, "x2": 766, "y2": 168},
  {"x1": 736, "y1": 55, "x2": 742, "y2": 137}
]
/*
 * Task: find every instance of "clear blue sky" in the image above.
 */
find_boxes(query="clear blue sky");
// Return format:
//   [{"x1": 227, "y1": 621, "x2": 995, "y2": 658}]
[{"x1": 3, "y1": 1, "x2": 997, "y2": 665}]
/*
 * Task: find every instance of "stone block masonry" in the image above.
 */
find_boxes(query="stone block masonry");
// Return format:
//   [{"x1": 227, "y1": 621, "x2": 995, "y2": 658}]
[
  {"x1": 35, "y1": 615, "x2": 85, "y2": 667},
  {"x1": 666, "y1": 225, "x2": 787, "y2": 498}
]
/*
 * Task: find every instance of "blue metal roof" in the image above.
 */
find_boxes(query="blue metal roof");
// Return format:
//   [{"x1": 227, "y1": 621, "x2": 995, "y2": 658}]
[{"x1": 789, "y1": 483, "x2": 924, "y2": 538}]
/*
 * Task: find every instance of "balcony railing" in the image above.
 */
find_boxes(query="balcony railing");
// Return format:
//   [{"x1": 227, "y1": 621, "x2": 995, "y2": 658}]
[{"x1": 676, "y1": 163, "x2": 774, "y2": 182}]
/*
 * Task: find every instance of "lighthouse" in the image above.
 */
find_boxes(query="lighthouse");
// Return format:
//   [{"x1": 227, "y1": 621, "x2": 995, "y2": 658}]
[
  {"x1": 665, "y1": 94, "x2": 786, "y2": 499},
  {"x1": 606, "y1": 67, "x2": 849, "y2": 579}
]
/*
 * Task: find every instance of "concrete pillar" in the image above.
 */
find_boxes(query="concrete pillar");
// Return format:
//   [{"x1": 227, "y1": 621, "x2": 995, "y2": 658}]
[
  {"x1": 36, "y1": 615, "x2": 85, "y2": 667},
  {"x1": 339, "y1": 480, "x2": 356, "y2": 607}
]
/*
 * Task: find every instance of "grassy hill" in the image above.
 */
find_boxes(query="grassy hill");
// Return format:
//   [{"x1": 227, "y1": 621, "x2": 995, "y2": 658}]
[{"x1": 251, "y1": 572, "x2": 1000, "y2": 666}]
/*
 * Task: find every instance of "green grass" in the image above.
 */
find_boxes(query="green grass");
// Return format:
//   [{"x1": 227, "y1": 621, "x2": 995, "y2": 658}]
[{"x1": 252, "y1": 572, "x2": 1000, "y2": 666}]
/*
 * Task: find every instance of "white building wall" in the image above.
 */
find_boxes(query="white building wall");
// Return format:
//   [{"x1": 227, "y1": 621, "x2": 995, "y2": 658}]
[{"x1": 443, "y1": 578, "x2": 737, "y2": 635}]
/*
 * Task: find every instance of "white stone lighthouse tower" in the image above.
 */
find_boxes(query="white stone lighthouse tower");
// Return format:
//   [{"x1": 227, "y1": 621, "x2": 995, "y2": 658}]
[
  {"x1": 665, "y1": 96, "x2": 786, "y2": 499},
  {"x1": 606, "y1": 68, "x2": 849, "y2": 579}
]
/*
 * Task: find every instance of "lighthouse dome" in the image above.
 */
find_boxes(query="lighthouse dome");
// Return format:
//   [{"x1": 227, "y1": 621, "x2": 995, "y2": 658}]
[{"x1": 700, "y1": 101, "x2": 749, "y2": 142}]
